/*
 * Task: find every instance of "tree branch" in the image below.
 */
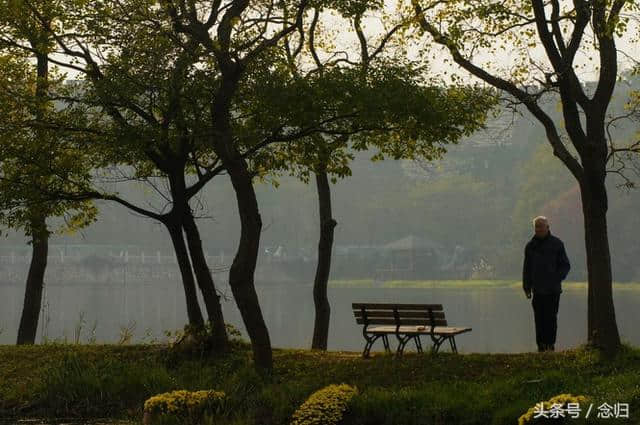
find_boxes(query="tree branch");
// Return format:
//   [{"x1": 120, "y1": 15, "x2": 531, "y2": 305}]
[{"x1": 411, "y1": 0, "x2": 584, "y2": 181}]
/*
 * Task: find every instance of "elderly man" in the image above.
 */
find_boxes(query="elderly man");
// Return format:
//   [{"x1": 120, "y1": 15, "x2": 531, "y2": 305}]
[{"x1": 523, "y1": 216, "x2": 571, "y2": 352}]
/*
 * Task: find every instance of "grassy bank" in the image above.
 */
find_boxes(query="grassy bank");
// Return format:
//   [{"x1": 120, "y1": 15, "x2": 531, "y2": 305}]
[
  {"x1": 1, "y1": 342, "x2": 639, "y2": 424},
  {"x1": 328, "y1": 279, "x2": 640, "y2": 290}
]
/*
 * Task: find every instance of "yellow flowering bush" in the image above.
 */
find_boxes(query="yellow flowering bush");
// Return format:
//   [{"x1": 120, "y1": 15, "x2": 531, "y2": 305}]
[
  {"x1": 143, "y1": 389, "x2": 225, "y2": 424},
  {"x1": 518, "y1": 393, "x2": 589, "y2": 424},
  {"x1": 290, "y1": 384, "x2": 358, "y2": 425}
]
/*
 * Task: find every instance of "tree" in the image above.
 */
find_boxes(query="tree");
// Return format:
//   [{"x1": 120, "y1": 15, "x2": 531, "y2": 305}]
[
  {"x1": 159, "y1": 0, "x2": 322, "y2": 370},
  {"x1": 7, "y1": 0, "x2": 311, "y2": 367},
  {"x1": 405, "y1": 0, "x2": 640, "y2": 354},
  {"x1": 8, "y1": 0, "x2": 491, "y2": 366},
  {"x1": 64, "y1": 1, "x2": 231, "y2": 348},
  {"x1": 27, "y1": 0, "x2": 316, "y2": 365},
  {"x1": 263, "y1": 1, "x2": 496, "y2": 350},
  {"x1": 160, "y1": 0, "x2": 496, "y2": 366},
  {"x1": 0, "y1": 24, "x2": 97, "y2": 344},
  {"x1": 2, "y1": 0, "x2": 230, "y2": 349}
]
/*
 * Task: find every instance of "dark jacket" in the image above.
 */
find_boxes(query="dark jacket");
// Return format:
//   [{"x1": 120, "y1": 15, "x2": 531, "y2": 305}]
[{"x1": 523, "y1": 231, "x2": 570, "y2": 294}]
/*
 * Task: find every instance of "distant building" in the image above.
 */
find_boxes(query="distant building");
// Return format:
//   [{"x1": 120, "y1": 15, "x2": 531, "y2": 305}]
[{"x1": 374, "y1": 235, "x2": 446, "y2": 281}]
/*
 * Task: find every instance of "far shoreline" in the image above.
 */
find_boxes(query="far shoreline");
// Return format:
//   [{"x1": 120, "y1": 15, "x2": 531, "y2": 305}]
[{"x1": 327, "y1": 279, "x2": 640, "y2": 290}]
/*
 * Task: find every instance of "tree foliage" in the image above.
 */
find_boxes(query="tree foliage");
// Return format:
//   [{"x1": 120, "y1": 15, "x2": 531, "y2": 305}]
[{"x1": 0, "y1": 5, "x2": 97, "y2": 239}]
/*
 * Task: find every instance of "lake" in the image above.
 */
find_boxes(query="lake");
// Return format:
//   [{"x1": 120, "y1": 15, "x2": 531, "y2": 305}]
[{"x1": 1, "y1": 281, "x2": 639, "y2": 353}]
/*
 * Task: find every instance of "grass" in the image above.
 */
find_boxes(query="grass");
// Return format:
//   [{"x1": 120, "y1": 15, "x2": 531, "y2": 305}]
[
  {"x1": 1, "y1": 342, "x2": 640, "y2": 424},
  {"x1": 384, "y1": 279, "x2": 519, "y2": 288},
  {"x1": 328, "y1": 279, "x2": 376, "y2": 288},
  {"x1": 328, "y1": 279, "x2": 640, "y2": 290}
]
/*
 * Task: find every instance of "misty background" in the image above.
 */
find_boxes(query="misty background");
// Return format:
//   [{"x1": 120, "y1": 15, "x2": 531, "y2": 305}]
[{"x1": 1, "y1": 77, "x2": 639, "y2": 351}]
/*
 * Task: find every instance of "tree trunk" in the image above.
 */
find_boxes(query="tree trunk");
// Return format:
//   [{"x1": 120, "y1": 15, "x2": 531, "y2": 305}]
[
  {"x1": 579, "y1": 174, "x2": 621, "y2": 355},
  {"x1": 16, "y1": 215, "x2": 48, "y2": 344},
  {"x1": 17, "y1": 46, "x2": 50, "y2": 346},
  {"x1": 311, "y1": 170, "x2": 337, "y2": 350},
  {"x1": 166, "y1": 221, "x2": 205, "y2": 329},
  {"x1": 182, "y1": 209, "x2": 229, "y2": 351},
  {"x1": 210, "y1": 74, "x2": 271, "y2": 369},
  {"x1": 584, "y1": 206, "x2": 595, "y2": 348},
  {"x1": 226, "y1": 158, "x2": 272, "y2": 370}
]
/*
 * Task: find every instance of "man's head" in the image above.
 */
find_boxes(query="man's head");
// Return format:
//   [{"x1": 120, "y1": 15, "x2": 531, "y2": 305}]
[{"x1": 533, "y1": 216, "x2": 550, "y2": 238}]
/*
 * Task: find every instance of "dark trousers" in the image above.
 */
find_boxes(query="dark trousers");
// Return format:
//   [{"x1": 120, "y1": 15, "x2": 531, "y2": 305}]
[{"x1": 532, "y1": 292, "x2": 560, "y2": 350}]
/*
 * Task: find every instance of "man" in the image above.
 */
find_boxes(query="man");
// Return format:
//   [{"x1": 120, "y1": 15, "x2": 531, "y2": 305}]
[{"x1": 523, "y1": 216, "x2": 571, "y2": 352}]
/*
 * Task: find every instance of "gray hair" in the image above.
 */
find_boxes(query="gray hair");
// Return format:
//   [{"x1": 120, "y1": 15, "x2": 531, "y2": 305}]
[{"x1": 532, "y1": 216, "x2": 549, "y2": 227}]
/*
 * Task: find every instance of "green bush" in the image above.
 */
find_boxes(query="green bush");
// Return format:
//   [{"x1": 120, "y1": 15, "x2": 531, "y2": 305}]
[
  {"x1": 143, "y1": 389, "x2": 226, "y2": 424},
  {"x1": 290, "y1": 384, "x2": 358, "y2": 425}
]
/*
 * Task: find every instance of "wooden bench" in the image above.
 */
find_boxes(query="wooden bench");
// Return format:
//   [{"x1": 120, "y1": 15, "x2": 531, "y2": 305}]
[{"x1": 352, "y1": 303, "x2": 472, "y2": 357}]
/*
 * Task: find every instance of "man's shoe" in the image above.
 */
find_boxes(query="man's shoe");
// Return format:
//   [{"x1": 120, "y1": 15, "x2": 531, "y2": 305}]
[
  {"x1": 538, "y1": 345, "x2": 545, "y2": 352},
  {"x1": 547, "y1": 344, "x2": 555, "y2": 352}
]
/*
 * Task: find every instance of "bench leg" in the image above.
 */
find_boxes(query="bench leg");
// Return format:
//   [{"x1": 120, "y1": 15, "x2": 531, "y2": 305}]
[
  {"x1": 395, "y1": 334, "x2": 413, "y2": 356},
  {"x1": 362, "y1": 334, "x2": 383, "y2": 358},
  {"x1": 414, "y1": 335, "x2": 423, "y2": 353},
  {"x1": 448, "y1": 336, "x2": 458, "y2": 353},
  {"x1": 430, "y1": 335, "x2": 446, "y2": 353},
  {"x1": 382, "y1": 335, "x2": 391, "y2": 353}
]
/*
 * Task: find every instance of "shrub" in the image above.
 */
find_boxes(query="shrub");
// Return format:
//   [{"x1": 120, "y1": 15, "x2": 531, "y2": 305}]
[
  {"x1": 291, "y1": 384, "x2": 358, "y2": 425},
  {"x1": 518, "y1": 393, "x2": 589, "y2": 425},
  {"x1": 143, "y1": 389, "x2": 226, "y2": 425}
]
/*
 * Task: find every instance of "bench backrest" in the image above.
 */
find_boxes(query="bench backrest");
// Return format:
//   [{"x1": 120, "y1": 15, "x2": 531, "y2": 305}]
[{"x1": 352, "y1": 303, "x2": 448, "y2": 327}]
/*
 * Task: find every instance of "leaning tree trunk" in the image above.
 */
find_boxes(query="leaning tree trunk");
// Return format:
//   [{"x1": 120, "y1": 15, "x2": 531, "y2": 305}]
[
  {"x1": 311, "y1": 170, "x2": 337, "y2": 350},
  {"x1": 183, "y1": 209, "x2": 229, "y2": 351},
  {"x1": 16, "y1": 215, "x2": 48, "y2": 345},
  {"x1": 225, "y1": 157, "x2": 272, "y2": 370},
  {"x1": 166, "y1": 220, "x2": 205, "y2": 329},
  {"x1": 579, "y1": 169, "x2": 621, "y2": 355}
]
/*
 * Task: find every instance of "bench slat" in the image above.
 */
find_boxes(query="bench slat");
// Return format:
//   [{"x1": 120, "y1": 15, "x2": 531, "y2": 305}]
[
  {"x1": 356, "y1": 318, "x2": 448, "y2": 326},
  {"x1": 354, "y1": 310, "x2": 446, "y2": 319},
  {"x1": 366, "y1": 325, "x2": 472, "y2": 335},
  {"x1": 353, "y1": 303, "x2": 443, "y2": 311}
]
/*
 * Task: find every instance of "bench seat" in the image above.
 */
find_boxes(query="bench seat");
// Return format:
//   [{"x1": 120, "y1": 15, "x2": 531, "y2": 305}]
[
  {"x1": 352, "y1": 302, "x2": 472, "y2": 357},
  {"x1": 366, "y1": 325, "x2": 472, "y2": 336}
]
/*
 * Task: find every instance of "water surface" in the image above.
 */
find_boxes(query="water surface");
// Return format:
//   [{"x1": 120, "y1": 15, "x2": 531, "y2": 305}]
[{"x1": 2, "y1": 282, "x2": 639, "y2": 353}]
